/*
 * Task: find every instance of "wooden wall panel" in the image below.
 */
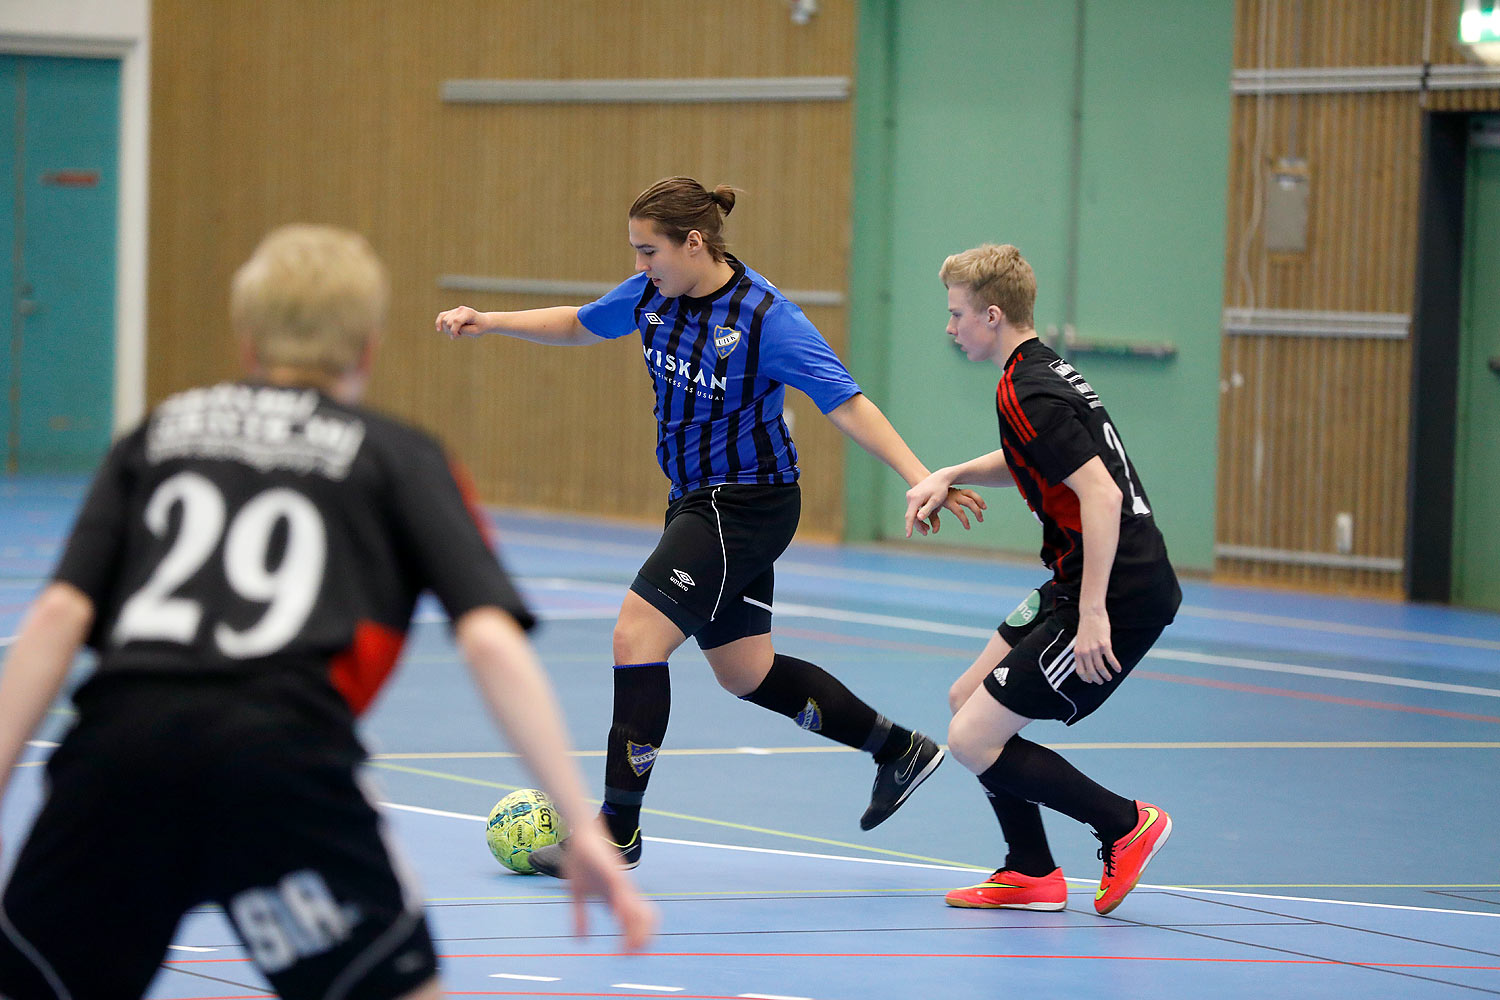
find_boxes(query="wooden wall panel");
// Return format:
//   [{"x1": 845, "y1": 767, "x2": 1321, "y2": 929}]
[
  {"x1": 148, "y1": 1, "x2": 856, "y2": 536},
  {"x1": 1218, "y1": 0, "x2": 1500, "y2": 595}
]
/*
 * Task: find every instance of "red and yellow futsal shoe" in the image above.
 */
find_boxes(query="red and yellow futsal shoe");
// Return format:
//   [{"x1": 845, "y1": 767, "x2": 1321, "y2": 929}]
[
  {"x1": 1094, "y1": 801, "x2": 1172, "y2": 915},
  {"x1": 944, "y1": 868, "x2": 1068, "y2": 911}
]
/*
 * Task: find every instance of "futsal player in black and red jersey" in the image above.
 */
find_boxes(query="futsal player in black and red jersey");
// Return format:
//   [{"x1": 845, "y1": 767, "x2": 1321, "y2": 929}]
[
  {"x1": 437, "y1": 177, "x2": 985, "y2": 875},
  {"x1": 0, "y1": 225, "x2": 653, "y2": 1000},
  {"x1": 905, "y1": 243, "x2": 1180, "y2": 915}
]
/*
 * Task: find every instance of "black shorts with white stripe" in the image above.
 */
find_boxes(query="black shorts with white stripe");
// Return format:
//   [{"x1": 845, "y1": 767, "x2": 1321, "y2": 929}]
[
  {"x1": 630, "y1": 482, "x2": 801, "y2": 650},
  {"x1": 983, "y1": 583, "x2": 1168, "y2": 725}
]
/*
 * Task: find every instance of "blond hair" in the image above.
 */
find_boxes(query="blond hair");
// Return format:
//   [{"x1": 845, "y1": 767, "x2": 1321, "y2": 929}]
[
  {"x1": 231, "y1": 224, "x2": 389, "y2": 374},
  {"x1": 939, "y1": 243, "x2": 1036, "y2": 329}
]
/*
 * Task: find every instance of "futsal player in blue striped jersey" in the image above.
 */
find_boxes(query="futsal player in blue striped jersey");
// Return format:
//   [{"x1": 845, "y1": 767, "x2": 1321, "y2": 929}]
[{"x1": 436, "y1": 176, "x2": 985, "y2": 874}]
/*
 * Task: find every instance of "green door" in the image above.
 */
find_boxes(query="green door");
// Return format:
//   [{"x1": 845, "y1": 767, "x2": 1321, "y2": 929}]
[
  {"x1": 0, "y1": 55, "x2": 119, "y2": 473},
  {"x1": 1455, "y1": 135, "x2": 1500, "y2": 611}
]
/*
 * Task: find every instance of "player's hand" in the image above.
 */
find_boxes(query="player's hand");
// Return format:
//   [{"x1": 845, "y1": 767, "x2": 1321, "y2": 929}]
[
  {"x1": 435, "y1": 305, "x2": 486, "y2": 339},
  {"x1": 904, "y1": 471, "x2": 953, "y2": 537},
  {"x1": 1073, "y1": 607, "x2": 1122, "y2": 684},
  {"x1": 940, "y1": 487, "x2": 986, "y2": 531},
  {"x1": 561, "y1": 822, "x2": 657, "y2": 953}
]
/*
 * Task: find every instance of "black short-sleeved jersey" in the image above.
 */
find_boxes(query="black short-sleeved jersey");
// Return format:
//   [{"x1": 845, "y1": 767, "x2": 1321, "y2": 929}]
[
  {"x1": 52, "y1": 380, "x2": 534, "y2": 714},
  {"x1": 995, "y1": 340, "x2": 1180, "y2": 626}
]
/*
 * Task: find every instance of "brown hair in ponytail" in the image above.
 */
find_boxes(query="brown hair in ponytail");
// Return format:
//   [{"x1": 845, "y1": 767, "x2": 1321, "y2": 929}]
[{"x1": 629, "y1": 176, "x2": 738, "y2": 262}]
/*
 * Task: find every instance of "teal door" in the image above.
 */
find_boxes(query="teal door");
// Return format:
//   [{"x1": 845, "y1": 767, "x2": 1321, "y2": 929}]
[
  {"x1": 0, "y1": 55, "x2": 119, "y2": 473},
  {"x1": 1455, "y1": 137, "x2": 1500, "y2": 611}
]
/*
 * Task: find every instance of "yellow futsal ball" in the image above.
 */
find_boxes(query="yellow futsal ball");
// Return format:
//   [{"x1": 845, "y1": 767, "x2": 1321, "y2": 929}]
[{"x1": 486, "y1": 789, "x2": 565, "y2": 874}]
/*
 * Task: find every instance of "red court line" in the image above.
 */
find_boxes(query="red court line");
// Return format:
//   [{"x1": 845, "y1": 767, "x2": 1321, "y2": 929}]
[
  {"x1": 161, "y1": 953, "x2": 1500, "y2": 971},
  {"x1": 774, "y1": 625, "x2": 975, "y2": 656},
  {"x1": 1134, "y1": 670, "x2": 1500, "y2": 725},
  {"x1": 427, "y1": 952, "x2": 1500, "y2": 970},
  {"x1": 775, "y1": 625, "x2": 1500, "y2": 724}
]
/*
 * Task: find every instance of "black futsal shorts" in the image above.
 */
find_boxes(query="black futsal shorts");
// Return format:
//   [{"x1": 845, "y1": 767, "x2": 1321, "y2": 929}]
[
  {"x1": 0, "y1": 672, "x2": 437, "y2": 1000},
  {"x1": 983, "y1": 581, "x2": 1168, "y2": 725},
  {"x1": 630, "y1": 482, "x2": 801, "y2": 650}
]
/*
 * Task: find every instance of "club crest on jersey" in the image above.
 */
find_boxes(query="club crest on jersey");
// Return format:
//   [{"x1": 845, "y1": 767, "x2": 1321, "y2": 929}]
[
  {"x1": 1005, "y1": 590, "x2": 1042, "y2": 628},
  {"x1": 795, "y1": 698, "x2": 823, "y2": 732},
  {"x1": 626, "y1": 740, "x2": 658, "y2": 776},
  {"x1": 713, "y1": 324, "x2": 742, "y2": 358}
]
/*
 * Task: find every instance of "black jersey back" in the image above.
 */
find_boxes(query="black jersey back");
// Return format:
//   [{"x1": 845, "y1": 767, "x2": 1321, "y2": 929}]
[
  {"x1": 994, "y1": 340, "x2": 1179, "y2": 626},
  {"x1": 53, "y1": 381, "x2": 534, "y2": 714}
]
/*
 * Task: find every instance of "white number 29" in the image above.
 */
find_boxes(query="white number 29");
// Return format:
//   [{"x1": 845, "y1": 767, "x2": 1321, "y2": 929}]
[{"x1": 113, "y1": 472, "x2": 327, "y2": 658}]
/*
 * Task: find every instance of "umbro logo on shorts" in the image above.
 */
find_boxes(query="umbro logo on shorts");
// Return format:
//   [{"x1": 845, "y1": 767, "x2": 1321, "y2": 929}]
[{"x1": 671, "y1": 568, "x2": 695, "y2": 590}]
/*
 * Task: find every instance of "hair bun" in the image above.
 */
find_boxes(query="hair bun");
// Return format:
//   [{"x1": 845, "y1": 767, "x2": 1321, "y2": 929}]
[{"x1": 710, "y1": 184, "x2": 737, "y2": 216}]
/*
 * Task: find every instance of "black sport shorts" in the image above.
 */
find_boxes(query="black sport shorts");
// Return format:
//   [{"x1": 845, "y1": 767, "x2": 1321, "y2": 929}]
[
  {"x1": 630, "y1": 482, "x2": 801, "y2": 650},
  {"x1": 0, "y1": 673, "x2": 437, "y2": 1000},
  {"x1": 984, "y1": 581, "x2": 1167, "y2": 725}
]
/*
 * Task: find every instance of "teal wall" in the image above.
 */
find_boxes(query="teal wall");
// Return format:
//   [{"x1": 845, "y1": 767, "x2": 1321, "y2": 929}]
[{"x1": 848, "y1": 0, "x2": 1232, "y2": 571}]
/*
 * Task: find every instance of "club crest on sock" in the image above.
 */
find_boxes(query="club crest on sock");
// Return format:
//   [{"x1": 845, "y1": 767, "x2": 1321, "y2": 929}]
[
  {"x1": 626, "y1": 740, "x2": 658, "y2": 776},
  {"x1": 794, "y1": 698, "x2": 823, "y2": 732}
]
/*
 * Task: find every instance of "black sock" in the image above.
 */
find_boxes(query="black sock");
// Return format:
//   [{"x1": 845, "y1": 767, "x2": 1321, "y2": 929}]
[
  {"x1": 976, "y1": 735, "x2": 1137, "y2": 840},
  {"x1": 741, "y1": 653, "x2": 902, "y2": 754},
  {"x1": 601, "y1": 661, "x2": 669, "y2": 841},
  {"x1": 984, "y1": 785, "x2": 1057, "y2": 876},
  {"x1": 599, "y1": 801, "x2": 639, "y2": 845}
]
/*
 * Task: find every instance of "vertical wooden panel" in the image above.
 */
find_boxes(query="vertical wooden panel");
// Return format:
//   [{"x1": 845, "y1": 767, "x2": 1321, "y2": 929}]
[
  {"x1": 1218, "y1": 0, "x2": 1500, "y2": 595},
  {"x1": 148, "y1": 0, "x2": 857, "y2": 536}
]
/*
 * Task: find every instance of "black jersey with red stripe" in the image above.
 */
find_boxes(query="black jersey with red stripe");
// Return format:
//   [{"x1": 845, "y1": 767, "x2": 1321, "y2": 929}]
[
  {"x1": 995, "y1": 339, "x2": 1179, "y2": 625},
  {"x1": 53, "y1": 380, "x2": 534, "y2": 716}
]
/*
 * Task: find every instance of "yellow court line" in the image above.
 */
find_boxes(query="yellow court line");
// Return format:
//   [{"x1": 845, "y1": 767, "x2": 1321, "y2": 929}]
[
  {"x1": 1169, "y1": 883, "x2": 1500, "y2": 889},
  {"x1": 370, "y1": 761, "x2": 976, "y2": 869},
  {"x1": 427, "y1": 887, "x2": 958, "y2": 903},
  {"x1": 371, "y1": 741, "x2": 1500, "y2": 761},
  {"x1": 423, "y1": 883, "x2": 1500, "y2": 904}
]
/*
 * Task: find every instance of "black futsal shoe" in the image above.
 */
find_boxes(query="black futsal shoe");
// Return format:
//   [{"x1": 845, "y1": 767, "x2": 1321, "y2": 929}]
[
  {"x1": 860, "y1": 732, "x2": 944, "y2": 830},
  {"x1": 528, "y1": 828, "x2": 643, "y2": 879}
]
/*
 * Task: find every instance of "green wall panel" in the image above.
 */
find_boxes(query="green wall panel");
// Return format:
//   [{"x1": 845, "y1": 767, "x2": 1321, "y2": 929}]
[{"x1": 850, "y1": 0, "x2": 1231, "y2": 571}]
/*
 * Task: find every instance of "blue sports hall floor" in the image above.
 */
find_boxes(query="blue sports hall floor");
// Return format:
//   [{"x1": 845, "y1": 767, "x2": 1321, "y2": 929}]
[{"x1": 2, "y1": 475, "x2": 1498, "y2": 999}]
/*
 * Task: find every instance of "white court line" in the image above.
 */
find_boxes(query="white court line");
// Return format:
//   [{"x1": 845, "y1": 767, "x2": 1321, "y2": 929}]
[
  {"x1": 612, "y1": 985, "x2": 683, "y2": 993},
  {"x1": 493, "y1": 579, "x2": 1500, "y2": 700},
  {"x1": 497, "y1": 528, "x2": 1500, "y2": 652},
  {"x1": 491, "y1": 973, "x2": 561, "y2": 982},
  {"x1": 642, "y1": 836, "x2": 983, "y2": 874},
  {"x1": 1144, "y1": 885, "x2": 1500, "y2": 919},
  {"x1": 167, "y1": 945, "x2": 219, "y2": 953},
  {"x1": 376, "y1": 801, "x2": 1500, "y2": 918},
  {"x1": 740, "y1": 994, "x2": 815, "y2": 1000}
]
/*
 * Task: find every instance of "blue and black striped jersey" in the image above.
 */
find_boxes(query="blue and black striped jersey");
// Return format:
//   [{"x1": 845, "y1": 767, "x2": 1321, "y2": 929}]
[{"x1": 578, "y1": 255, "x2": 861, "y2": 499}]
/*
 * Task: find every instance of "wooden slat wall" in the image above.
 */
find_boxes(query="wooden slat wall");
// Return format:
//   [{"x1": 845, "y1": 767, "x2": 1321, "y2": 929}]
[
  {"x1": 1219, "y1": 0, "x2": 1500, "y2": 594},
  {"x1": 147, "y1": 1, "x2": 856, "y2": 536}
]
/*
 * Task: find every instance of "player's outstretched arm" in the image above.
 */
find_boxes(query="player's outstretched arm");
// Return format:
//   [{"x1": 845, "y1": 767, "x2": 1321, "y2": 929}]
[
  {"x1": 435, "y1": 305, "x2": 599, "y2": 346},
  {"x1": 903, "y1": 449, "x2": 1014, "y2": 538},
  {"x1": 0, "y1": 583, "x2": 93, "y2": 810},
  {"x1": 454, "y1": 607, "x2": 656, "y2": 952},
  {"x1": 826, "y1": 393, "x2": 986, "y2": 534}
]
